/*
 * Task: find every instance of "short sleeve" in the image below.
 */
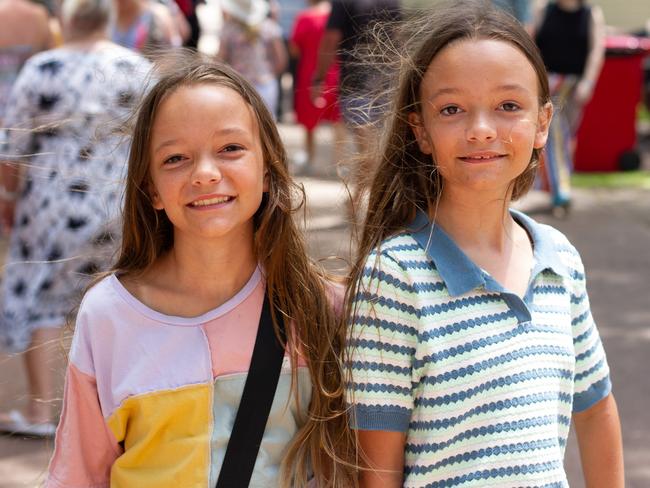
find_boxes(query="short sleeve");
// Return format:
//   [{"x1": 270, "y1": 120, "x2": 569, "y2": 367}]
[
  {"x1": 290, "y1": 14, "x2": 307, "y2": 48},
  {"x1": 570, "y1": 253, "x2": 611, "y2": 412},
  {"x1": 346, "y1": 250, "x2": 420, "y2": 433},
  {"x1": 46, "y1": 295, "x2": 123, "y2": 487},
  {"x1": 45, "y1": 365, "x2": 122, "y2": 488}
]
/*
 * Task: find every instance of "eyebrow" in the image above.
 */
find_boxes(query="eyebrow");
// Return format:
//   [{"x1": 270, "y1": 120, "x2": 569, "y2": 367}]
[
  {"x1": 427, "y1": 84, "x2": 531, "y2": 101},
  {"x1": 152, "y1": 127, "x2": 250, "y2": 155}
]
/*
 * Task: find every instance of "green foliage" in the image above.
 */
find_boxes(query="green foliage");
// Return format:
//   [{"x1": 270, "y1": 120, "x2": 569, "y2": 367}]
[{"x1": 572, "y1": 171, "x2": 650, "y2": 188}]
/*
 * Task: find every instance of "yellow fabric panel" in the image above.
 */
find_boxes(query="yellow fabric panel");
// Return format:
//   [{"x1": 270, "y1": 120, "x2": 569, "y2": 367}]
[{"x1": 107, "y1": 383, "x2": 212, "y2": 488}]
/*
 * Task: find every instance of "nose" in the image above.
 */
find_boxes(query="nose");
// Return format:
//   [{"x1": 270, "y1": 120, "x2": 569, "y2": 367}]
[
  {"x1": 192, "y1": 154, "x2": 222, "y2": 185},
  {"x1": 466, "y1": 111, "x2": 497, "y2": 142}
]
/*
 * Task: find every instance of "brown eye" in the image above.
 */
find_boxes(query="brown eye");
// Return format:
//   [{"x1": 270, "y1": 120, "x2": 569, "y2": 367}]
[
  {"x1": 440, "y1": 105, "x2": 462, "y2": 116},
  {"x1": 222, "y1": 144, "x2": 244, "y2": 153},
  {"x1": 500, "y1": 102, "x2": 521, "y2": 112}
]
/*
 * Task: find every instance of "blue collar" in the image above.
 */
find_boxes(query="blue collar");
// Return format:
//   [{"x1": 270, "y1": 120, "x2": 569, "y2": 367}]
[{"x1": 408, "y1": 209, "x2": 570, "y2": 297}]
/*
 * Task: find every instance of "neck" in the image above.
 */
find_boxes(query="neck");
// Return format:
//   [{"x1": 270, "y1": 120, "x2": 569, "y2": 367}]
[
  {"x1": 556, "y1": 0, "x2": 582, "y2": 11},
  {"x1": 433, "y1": 187, "x2": 516, "y2": 253},
  {"x1": 158, "y1": 227, "x2": 258, "y2": 307},
  {"x1": 63, "y1": 30, "x2": 108, "y2": 47}
]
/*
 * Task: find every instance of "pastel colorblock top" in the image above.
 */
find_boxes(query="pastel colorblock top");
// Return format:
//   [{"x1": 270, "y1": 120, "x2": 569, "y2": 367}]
[
  {"x1": 348, "y1": 210, "x2": 611, "y2": 487},
  {"x1": 46, "y1": 268, "x2": 311, "y2": 487}
]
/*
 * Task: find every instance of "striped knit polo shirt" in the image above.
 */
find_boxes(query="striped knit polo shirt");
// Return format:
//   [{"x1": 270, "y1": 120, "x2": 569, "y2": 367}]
[{"x1": 348, "y1": 209, "x2": 611, "y2": 487}]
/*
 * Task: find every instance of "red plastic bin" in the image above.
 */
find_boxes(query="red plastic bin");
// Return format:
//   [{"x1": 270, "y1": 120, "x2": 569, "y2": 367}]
[{"x1": 574, "y1": 35, "x2": 650, "y2": 172}]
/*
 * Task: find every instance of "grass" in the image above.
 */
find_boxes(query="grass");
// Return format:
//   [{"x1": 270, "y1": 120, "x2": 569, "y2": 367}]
[{"x1": 572, "y1": 171, "x2": 650, "y2": 189}]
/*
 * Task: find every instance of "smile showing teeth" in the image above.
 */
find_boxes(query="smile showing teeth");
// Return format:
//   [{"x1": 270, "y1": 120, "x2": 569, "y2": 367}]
[
  {"x1": 461, "y1": 154, "x2": 504, "y2": 162},
  {"x1": 190, "y1": 196, "x2": 232, "y2": 207}
]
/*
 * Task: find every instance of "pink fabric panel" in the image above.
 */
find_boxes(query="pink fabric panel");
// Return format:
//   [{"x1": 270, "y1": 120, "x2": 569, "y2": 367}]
[
  {"x1": 204, "y1": 279, "x2": 265, "y2": 377},
  {"x1": 204, "y1": 279, "x2": 344, "y2": 376},
  {"x1": 46, "y1": 364, "x2": 120, "y2": 488}
]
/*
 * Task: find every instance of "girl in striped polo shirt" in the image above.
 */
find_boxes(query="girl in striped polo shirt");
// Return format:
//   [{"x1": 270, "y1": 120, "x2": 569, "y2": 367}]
[{"x1": 345, "y1": 1, "x2": 623, "y2": 486}]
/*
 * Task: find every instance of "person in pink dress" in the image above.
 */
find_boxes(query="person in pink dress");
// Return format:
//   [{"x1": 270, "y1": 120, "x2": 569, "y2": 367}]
[{"x1": 289, "y1": 0, "x2": 342, "y2": 172}]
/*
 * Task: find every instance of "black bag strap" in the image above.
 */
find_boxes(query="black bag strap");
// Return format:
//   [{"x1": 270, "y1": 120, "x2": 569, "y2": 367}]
[{"x1": 215, "y1": 293, "x2": 286, "y2": 488}]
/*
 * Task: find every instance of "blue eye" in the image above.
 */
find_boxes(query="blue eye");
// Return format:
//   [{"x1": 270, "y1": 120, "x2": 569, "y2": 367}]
[{"x1": 440, "y1": 105, "x2": 462, "y2": 116}]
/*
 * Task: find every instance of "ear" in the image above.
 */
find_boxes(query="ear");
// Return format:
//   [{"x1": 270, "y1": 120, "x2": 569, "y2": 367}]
[
  {"x1": 408, "y1": 112, "x2": 433, "y2": 155},
  {"x1": 262, "y1": 168, "x2": 269, "y2": 192},
  {"x1": 148, "y1": 181, "x2": 164, "y2": 210},
  {"x1": 533, "y1": 102, "x2": 553, "y2": 149}
]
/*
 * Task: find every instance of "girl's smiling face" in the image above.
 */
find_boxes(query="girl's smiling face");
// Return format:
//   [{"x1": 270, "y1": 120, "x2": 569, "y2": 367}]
[
  {"x1": 409, "y1": 38, "x2": 552, "y2": 199},
  {"x1": 148, "y1": 83, "x2": 266, "y2": 244}
]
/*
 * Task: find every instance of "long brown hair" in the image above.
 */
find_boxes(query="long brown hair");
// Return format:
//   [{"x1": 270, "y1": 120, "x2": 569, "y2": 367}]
[
  {"x1": 113, "y1": 55, "x2": 357, "y2": 487},
  {"x1": 345, "y1": 0, "x2": 552, "y2": 377}
]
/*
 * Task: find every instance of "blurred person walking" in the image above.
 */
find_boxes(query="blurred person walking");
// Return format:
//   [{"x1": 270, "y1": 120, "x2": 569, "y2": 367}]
[
  {"x1": 0, "y1": 0, "x2": 149, "y2": 436},
  {"x1": 289, "y1": 0, "x2": 343, "y2": 172},
  {"x1": 534, "y1": 0, "x2": 605, "y2": 213},
  {"x1": 218, "y1": 0, "x2": 287, "y2": 117},
  {"x1": 275, "y1": 0, "x2": 305, "y2": 120},
  {"x1": 112, "y1": 0, "x2": 185, "y2": 55},
  {"x1": 174, "y1": 0, "x2": 202, "y2": 47},
  {"x1": 0, "y1": 0, "x2": 55, "y2": 122},
  {"x1": 311, "y1": 0, "x2": 401, "y2": 206}
]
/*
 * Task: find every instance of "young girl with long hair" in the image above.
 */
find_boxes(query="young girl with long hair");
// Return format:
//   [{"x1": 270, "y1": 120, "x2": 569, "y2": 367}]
[
  {"x1": 345, "y1": 1, "x2": 623, "y2": 486},
  {"x1": 45, "y1": 58, "x2": 355, "y2": 488}
]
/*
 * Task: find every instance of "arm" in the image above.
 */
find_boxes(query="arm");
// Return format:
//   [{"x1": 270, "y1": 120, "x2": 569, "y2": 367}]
[
  {"x1": 573, "y1": 393, "x2": 624, "y2": 488},
  {"x1": 358, "y1": 430, "x2": 406, "y2": 488},
  {"x1": 288, "y1": 40, "x2": 300, "y2": 59},
  {"x1": 268, "y1": 35, "x2": 288, "y2": 76},
  {"x1": 568, "y1": 247, "x2": 622, "y2": 487},
  {"x1": 151, "y1": 3, "x2": 184, "y2": 47},
  {"x1": 0, "y1": 59, "x2": 36, "y2": 232},
  {"x1": 46, "y1": 364, "x2": 121, "y2": 487},
  {"x1": 530, "y1": 0, "x2": 548, "y2": 37},
  {"x1": 0, "y1": 161, "x2": 21, "y2": 232},
  {"x1": 347, "y1": 251, "x2": 419, "y2": 487},
  {"x1": 46, "y1": 301, "x2": 123, "y2": 487},
  {"x1": 312, "y1": 28, "x2": 341, "y2": 90},
  {"x1": 34, "y1": 5, "x2": 56, "y2": 49},
  {"x1": 575, "y1": 5, "x2": 605, "y2": 104}
]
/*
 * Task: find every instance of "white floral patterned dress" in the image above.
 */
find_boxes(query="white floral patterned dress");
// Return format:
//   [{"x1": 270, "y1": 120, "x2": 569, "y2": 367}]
[{"x1": 0, "y1": 44, "x2": 150, "y2": 352}]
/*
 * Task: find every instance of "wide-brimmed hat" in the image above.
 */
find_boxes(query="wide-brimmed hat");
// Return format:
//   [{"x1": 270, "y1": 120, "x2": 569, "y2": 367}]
[{"x1": 221, "y1": 0, "x2": 269, "y2": 27}]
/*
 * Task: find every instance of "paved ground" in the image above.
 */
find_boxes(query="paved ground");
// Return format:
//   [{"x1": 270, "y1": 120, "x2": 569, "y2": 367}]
[{"x1": 0, "y1": 122, "x2": 648, "y2": 487}]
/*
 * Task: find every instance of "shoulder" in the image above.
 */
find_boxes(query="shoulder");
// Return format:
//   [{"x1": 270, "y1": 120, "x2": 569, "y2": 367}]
[
  {"x1": 518, "y1": 211, "x2": 586, "y2": 275},
  {"x1": 13, "y1": 49, "x2": 64, "y2": 84},
  {"x1": 365, "y1": 232, "x2": 428, "y2": 270},
  {"x1": 77, "y1": 274, "x2": 125, "y2": 319},
  {"x1": 358, "y1": 232, "x2": 435, "y2": 295},
  {"x1": 17, "y1": 0, "x2": 49, "y2": 24},
  {"x1": 69, "y1": 275, "x2": 124, "y2": 374},
  {"x1": 96, "y1": 44, "x2": 150, "y2": 71}
]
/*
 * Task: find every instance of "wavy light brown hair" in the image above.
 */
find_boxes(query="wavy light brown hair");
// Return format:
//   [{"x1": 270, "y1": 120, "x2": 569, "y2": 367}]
[{"x1": 112, "y1": 55, "x2": 357, "y2": 487}]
